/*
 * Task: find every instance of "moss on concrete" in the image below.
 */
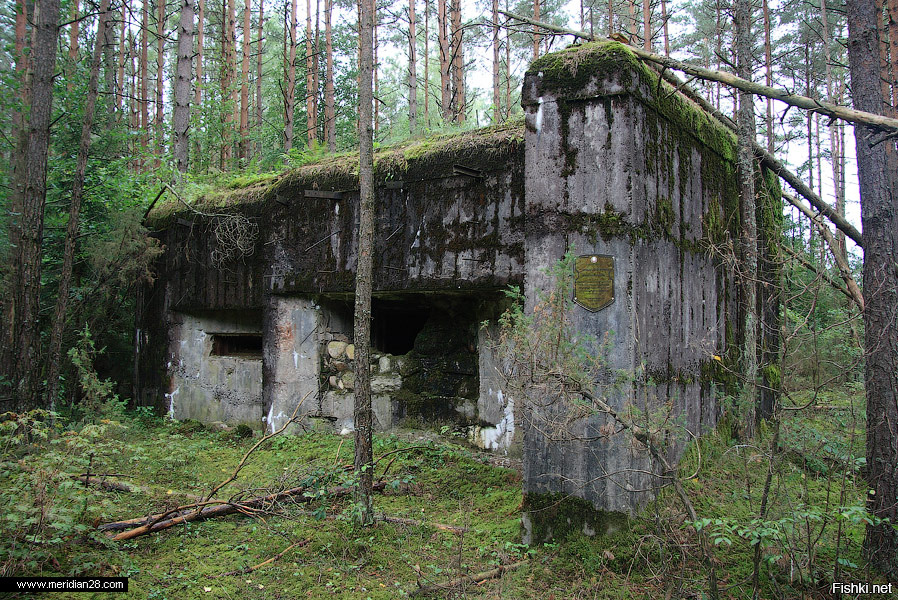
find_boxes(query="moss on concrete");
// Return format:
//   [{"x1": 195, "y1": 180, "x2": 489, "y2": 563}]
[{"x1": 523, "y1": 492, "x2": 629, "y2": 544}]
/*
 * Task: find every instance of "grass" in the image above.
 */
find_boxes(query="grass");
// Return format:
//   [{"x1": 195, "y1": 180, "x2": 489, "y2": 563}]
[{"x1": 1, "y1": 385, "x2": 892, "y2": 599}]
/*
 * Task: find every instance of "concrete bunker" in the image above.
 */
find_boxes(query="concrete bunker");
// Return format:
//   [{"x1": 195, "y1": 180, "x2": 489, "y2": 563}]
[{"x1": 140, "y1": 41, "x2": 779, "y2": 530}]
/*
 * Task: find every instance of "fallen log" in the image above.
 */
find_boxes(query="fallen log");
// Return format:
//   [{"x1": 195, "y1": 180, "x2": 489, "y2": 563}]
[
  {"x1": 409, "y1": 560, "x2": 528, "y2": 597},
  {"x1": 213, "y1": 539, "x2": 311, "y2": 578},
  {"x1": 380, "y1": 515, "x2": 470, "y2": 534},
  {"x1": 105, "y1": 481, "x2": 386, "y2": 541}
]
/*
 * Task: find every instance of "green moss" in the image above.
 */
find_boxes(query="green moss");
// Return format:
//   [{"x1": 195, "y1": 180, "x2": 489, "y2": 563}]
[
  {"x1": 653, "y1": 196, "x2": 675, "y2": 236},
  {"x1": 523, "y1": 492, "x2": 629, "y2": 544},
  {"x1": 527, "y1": 41, "x2": 737, "y2": 163}
]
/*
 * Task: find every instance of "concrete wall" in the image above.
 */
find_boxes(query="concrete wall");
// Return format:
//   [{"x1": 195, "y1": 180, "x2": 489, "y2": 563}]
[
  {"x1": 166, "y1": 311, "x2": 264, "y2": 426},
  {"x1": 519, "y1": 42, "x2": 740, "y2": 533}
]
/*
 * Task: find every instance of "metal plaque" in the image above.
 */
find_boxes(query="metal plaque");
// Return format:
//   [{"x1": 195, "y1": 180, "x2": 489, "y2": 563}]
[{"x1": 573, "y1": 255, "x2": 614, "y2": 312}]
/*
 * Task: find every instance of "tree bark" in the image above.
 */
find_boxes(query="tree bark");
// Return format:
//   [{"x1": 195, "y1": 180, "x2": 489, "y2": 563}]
[
  {"x1": 14, "y1": 0, "x2": 62, "y2": 409},
  {"x1": 306, "y1": 0, "x2": 316, "y2": 146},
  {"x1": 533, "y1": 0, "x2": 540, "y2": 58},
  {"x1": 847, "y1": 0, "x2": 898, "y2": 578},
  {"x1": 256, "y1": 0, "x2": 264, "y2": 157},
  {"x1": 172, "y1": 0, "x2": 195, "y2": 172},
  {"x1": 424, "y1": 0, "x2": 429, "y2": 125},
  {"x1": 155, "y1": 0, "x2": 166, "y2": 167},
  {"x1": 66, "y1": 0, "x2": 79, "y2": 91},
  {"x1": 45, "y1": 0, "x2": 112, "y2": 407},
  {"x1": 437, "y1": 0, "x2": 451, "y2": 122},
  {"x1": 140, "y1": 0, "x2": 149, "y2": 158},
  {"x1": 492, "y1": 0, "x2": 500, "y2": 123},
  {"x1": 355, "y1": 0, "x2": 376, "y2": 526},
  {"x1": 734, "y1": 0, "x2": 762, "y2": 431},
  {"x1": 221, "y1": 0, "x2": 237, "y2": 166},
  {"x1": 324, "y1": 0, "x2": 335, "y2": 150},
  {"x1": 195, "y1": 0, "x2": 204, "y2": 109},
  {"x1": 450, "y1": 0, "x2": 463, "y2": 123},
  {"x1": 239, "y1": 0, "x2": 250, "y2": 160},
  {"x1": 408, "y1": 0, "x2": 418, "y2": 134},
  {"x1": 285, "y1": 0, "x2": 297, "y2": 151}
]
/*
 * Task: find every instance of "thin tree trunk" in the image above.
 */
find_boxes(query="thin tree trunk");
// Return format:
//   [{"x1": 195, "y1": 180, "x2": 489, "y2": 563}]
[
  {"x1": 424, "y1": 0, "x2": 429, "y2": 125},
  {"x1": 172, "y1": 0, "x2": 195, "y2": 172},
  {"x1": 533, "y1": 0, "x2": 540, "y2": 59},
  {"x1": 437, "y1": 0, "x2": 450, "y2": 121},
  {"x1": 155, "y1": 0, "x2": 166, "y2": 167},
  {"x1": 256, "y1": 0, "x2": 264, "y2": 157},
  {"x1": 324, "y1": 0, "x2": 334, "y2": 150},
  {"x1": 643, "y1": 0, "x2": 650, "y2": 50},
  {"x1": 450, "y1": 0, "x2": 463, "y2": 123},
  {"x1": 734, "y1": 0, "x2": 761, "y2": 431},
  {"x1": 195, "y1": 0, "x2": 204, "y2": 109},
  {"x1": 661, "y1": 0, "x2": 669, "y2": 55},
  {"x1": 847, "y1": 0, "x2": 898, "y2": 577},
  {"x1": 46, "y1": 0, "x2": 112, "y2": 406},
  {"x1": 306, "y1": 0, "x2": 315, "y2": 146},
  {"x1": 505, "y1": 0, "x2": 510, "y2": 118},
  {"x1": 313, "y1": 0, "x2": 320, "y2": 138},
  {"x1": 492, "y1": 0, "x2": 500, "y2": 123},
  {"x1": 66, "y1": 0, "x2": 79, "y2": 91},
  {"x1": 286, "y1": 0, "x2": 297, "y2": 151},
  {"x1": 141, "y1": 0, "x2": 149, "y2": 158},
  {"x1": 409, "y1": 0, "x2": 418, "y2": 134},
  {"x1": 15, "y1": 0, "x2": 62, "y2": 409},
  {"x1": 239, "y1": 0, "x2": 250, "y2": 160},
  {"x1": 116, "y1": 11, "x2": 127, "y2": 119},
  {"x1": 221, "y1": 0, "x2": 236, "y2": 166},
  {"x1": 374, "y1": 22, "x2": 379, "y2": 134},
  {"x1": 355, "y1": 0, "x2": 375, "y2": 527},
  {"x1": 762, "y1": 0, "x2": 773, "y2": 153}
]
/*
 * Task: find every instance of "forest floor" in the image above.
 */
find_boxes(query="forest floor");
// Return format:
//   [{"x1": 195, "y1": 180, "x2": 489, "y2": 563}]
[{"x1": 1, "y1": 386, "x2": 894, "y2": 599}]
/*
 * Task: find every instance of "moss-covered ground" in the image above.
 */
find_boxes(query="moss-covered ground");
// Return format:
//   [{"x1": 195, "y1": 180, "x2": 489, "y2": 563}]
[{"x1": 1, "y1": 386, "x2": 892, "y2": 599}]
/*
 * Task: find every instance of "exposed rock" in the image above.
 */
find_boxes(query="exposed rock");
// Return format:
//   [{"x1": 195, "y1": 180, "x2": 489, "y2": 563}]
[
  {"x1": 345, "y1": 344, "x2": 355, "y2": 360},
  {"x1": 327, "y1": 341, "x2": 348, "y2": 359}
]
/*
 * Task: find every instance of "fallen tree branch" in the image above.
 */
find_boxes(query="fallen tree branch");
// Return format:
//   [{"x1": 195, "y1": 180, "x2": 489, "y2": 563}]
[
  {"x1": 409, "y1": 560, "x2": 528, "y2": 596},
  {"x1": 780, "y1": 245, "x2": 855, "y2": 304},
  {"x1": 500, "y1": 10, "x2": 898, "y2": 135},
  {"x1": 212, "y1": 538, "x2": 311, "y2": 578},
  {"x1": 379, "y1": 515, "x2": 470, "y2": 534},
  {"x1": 105, "y1": 481, "x2": 387, "y2": 541}
]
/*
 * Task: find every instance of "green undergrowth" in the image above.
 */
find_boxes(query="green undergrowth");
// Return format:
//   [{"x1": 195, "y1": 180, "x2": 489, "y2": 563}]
[{"x1": 0, "y1": 386, "x2": 888, "y2": 599}]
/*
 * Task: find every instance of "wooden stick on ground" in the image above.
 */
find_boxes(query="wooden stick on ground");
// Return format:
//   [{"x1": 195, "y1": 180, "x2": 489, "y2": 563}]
[
  {"x1": 212, "y1": 539, "x2": 311, "y2": 578},
  {"x1": 409, "y1": 560, "x2": 528, "y2": 597}
]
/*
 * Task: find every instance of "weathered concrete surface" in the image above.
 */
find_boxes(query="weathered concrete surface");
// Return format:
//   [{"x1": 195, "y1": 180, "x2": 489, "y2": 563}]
[
  {"x1": 166, "y1": 311, "x2": 263, "y2": 426},
  {"x1": 519, "y1": 42, "x2": 742, "y2": 530},
  {"x1": 263, "y1": 297, "x2": 321, "y2": 432}
]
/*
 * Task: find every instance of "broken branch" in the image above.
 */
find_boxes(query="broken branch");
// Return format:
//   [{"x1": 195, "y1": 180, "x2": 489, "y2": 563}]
[{"x1": 409, "y1": 560, "x2": 528, "y2": 596}]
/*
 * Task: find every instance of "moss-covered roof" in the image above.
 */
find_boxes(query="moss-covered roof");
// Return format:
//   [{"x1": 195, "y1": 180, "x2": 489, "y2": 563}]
[
  {"x1": 526, "y1": 41, "x2": 737, "y2": 162},
  {"x1": 146, "y1": 120, "x2": 525, "y2": 226}
]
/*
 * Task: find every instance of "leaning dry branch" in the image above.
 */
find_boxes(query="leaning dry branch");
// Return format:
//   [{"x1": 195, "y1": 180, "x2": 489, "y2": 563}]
[
  {"x1": 648, "y1": 68, "x2": 863, "y2": 248},
  {"x1": 409, "y1": 560, "x2": 528, "y2": 597},
  {"x1": 783, "y1": 191, "x2": 864, "y2": 310},
  {"x1": 780, "y1": 245, "x2": 855, "y2": 304},
  {"x1": 500, "y1": 10, "x2": 898, "y2": 135}
]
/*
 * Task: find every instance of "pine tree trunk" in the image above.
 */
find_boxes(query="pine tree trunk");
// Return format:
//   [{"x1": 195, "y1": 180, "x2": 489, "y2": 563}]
[
  {"x1": 173, "y1": 0, "x2": 195, "y2": 172},
  {"x1": 313, "y1": 0, "x2": 320, "y2": 136},
  {"x1": 734, "y1": 0, "x2": 762, "y2": 432},
  {"x1": 155, "y1": 0, "x2": 166, "y2": 167},
  {"x1": 424, "y1": 0, "x2": 429, "y2": 126},
  {"x1": 642, "y1": 0, "x2": 650, "y2": 50},
  {"x1": 240, "y1": 0, "x2": 250, "y2": 160},
  {"x1": 450, "y1": 0, "x2": 463, "y2": 123},
  {"x1": 195, "y1": 0, "x2": 204, "y2": 109},
  {"x1": 848, "y1": 0, "x2": 898, "y2": 578},
  {"x1": 285, "y1": 0, "x2": 297, "y2": 151},
  {"x1": 533, "y1": 0, "x2": 540, "y2": 58},
  {"x1": 492, "y1": 0, "x2": 500, "y2": 123},
  {"x1": 437, "y1": 0, "x2": 450, "y2": 122},
  {"x1": 141, "y1": 1, "x2": 149, "y2": 158},
  {"x1": 66, "y1": 0, "x2": 79, "y2": 91},
  {"x1": 762, "y1": 0, "x2": 773, "y2": 153},
  {"x1": 324, "y1": 0, "x2": 335, "y2": 150},
  {"x1": 221, "y1": 0, "x2": 236, "y2": 166},
  {"x1": 306, "y1": 0, "x2": 315, "y2": 146},
  {"x1": 661, "y1": 0, "x2": 669, "y2": 55},
  {"x1": 15, "y1": 0, "x2": 62, "y2": 409},
  {"x1": 256, "y1": 0, "x2": 265, "y2": 157},
  {"x1": 46, "y1": 0, "x2": 112, "y2": 406},
  {"x1": 409, "y1": 0, "x2": 418, "y2": 134},
  {"x1": 355, "y1": 0, "x2": 375, "y2": 527},
  {"x1": 115, "y1": 11, "x2": 127, "y2": 119}
]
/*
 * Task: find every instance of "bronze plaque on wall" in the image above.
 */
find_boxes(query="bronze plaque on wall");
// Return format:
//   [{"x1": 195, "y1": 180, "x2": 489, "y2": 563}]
[{"x1": 573, "y1": 255, "x2": 614, "y2": 312}]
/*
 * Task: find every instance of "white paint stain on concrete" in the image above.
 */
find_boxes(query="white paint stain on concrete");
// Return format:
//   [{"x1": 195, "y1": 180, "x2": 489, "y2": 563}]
[{"x1": 165, "y1": 386, "x2": 180, "y2": 420}]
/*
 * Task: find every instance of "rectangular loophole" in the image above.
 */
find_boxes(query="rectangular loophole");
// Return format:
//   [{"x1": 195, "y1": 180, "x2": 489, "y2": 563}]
[{"x1": 211, "y1": 334, "x2": 263, "y2": 358}]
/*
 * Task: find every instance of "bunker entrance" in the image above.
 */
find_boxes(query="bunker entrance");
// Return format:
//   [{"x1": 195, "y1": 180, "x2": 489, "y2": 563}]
[{"x1": 320, "y1": 294, "x2": 487, "y2": 427}]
